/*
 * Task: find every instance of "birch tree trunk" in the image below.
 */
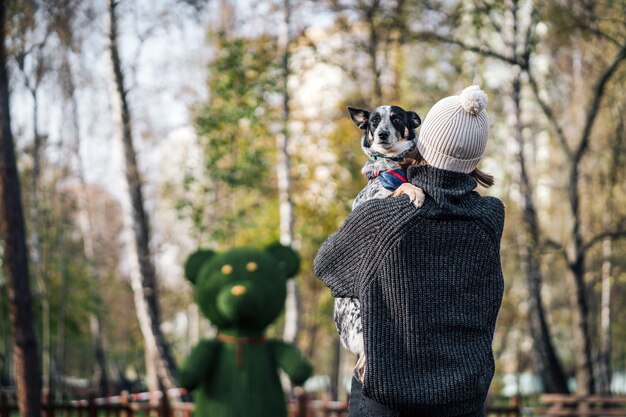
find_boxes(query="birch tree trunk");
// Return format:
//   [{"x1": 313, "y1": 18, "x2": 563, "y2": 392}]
[
  {"x1": 277, "y1": 0, "x2": 300, "y2": 344},
  {"x1": 106, "y1": 0, "x2": 177, "y2": 391},
  {"x1": 61, "y1": 53, "x2": 111, "y2": 396},
  {"x1": 597, "y1": 231, "x2": 612, "y2": 395},
  {"x1": 0, "y1": 3, "x2": 42, "y2": 415}
]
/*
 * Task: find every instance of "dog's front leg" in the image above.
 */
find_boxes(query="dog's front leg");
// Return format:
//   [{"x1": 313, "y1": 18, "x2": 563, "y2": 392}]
[{"x1": 391, "y1": 183, "x2": 425, "y2": 208}]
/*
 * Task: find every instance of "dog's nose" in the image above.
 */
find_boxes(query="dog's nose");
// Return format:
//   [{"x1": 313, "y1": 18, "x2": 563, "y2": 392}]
[{"x1": 378, "y1": 130, "x2": 390, "y2": 141}]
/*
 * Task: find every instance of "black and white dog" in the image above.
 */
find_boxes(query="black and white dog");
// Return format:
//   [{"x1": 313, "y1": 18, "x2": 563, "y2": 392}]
[{"x1": 334, "y1": 105, "x2": 425, "y2": 380}]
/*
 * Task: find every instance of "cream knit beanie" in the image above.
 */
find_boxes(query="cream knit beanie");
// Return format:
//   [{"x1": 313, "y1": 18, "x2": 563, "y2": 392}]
[{"x1": 417, "y1": 85, "x2": 490, "y2": 173}]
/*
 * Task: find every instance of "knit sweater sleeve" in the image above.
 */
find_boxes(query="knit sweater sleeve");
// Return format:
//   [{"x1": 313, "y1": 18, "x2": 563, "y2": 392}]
[{"x1": 313, "y1": 201, "x2": 382, "y2": 298}]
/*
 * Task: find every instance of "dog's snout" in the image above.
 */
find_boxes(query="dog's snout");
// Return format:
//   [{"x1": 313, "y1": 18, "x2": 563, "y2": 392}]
[{"x1": 378, "y1": 130, "x2": 390, "y2": 141}]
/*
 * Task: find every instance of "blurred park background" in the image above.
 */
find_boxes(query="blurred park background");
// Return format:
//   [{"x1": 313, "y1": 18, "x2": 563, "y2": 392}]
[{"x1": 1, "y1": 0, "x2": 626, "y2": 412}]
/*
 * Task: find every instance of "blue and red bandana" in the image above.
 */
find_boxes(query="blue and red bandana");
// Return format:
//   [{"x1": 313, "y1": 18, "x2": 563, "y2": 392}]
[{"x1": 366, "y1": 168, "x2": 409, "y2": 191}]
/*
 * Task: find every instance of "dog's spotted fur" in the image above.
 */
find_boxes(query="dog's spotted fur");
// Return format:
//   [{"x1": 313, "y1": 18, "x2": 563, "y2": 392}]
[{"x1": 334, "y1": 106, "x2": 421, "y2": 373}]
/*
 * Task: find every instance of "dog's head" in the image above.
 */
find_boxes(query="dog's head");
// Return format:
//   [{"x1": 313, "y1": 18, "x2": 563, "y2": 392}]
[{"x1": 348, "y1": 105, "x2": 421, "y2": 160}]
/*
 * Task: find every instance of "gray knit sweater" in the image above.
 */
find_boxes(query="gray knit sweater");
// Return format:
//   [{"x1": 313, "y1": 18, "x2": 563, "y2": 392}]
[{"x1": 314, "y1": 165, "x2": 504, "y2": 416}]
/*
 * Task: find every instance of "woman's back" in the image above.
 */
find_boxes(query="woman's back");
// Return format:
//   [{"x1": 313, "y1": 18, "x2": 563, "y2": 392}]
[{"x1": 315, "y1": 166, "x2": 504, "y2": 415}]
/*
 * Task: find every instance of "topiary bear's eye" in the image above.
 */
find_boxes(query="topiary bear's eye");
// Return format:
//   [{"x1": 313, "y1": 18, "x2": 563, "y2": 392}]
[
  {"x1": 221, "y1": 264, "x2": 233, "y2": 275},
  {"x1": 246, "y1": 262, "x2": 258, "y2": 272}
]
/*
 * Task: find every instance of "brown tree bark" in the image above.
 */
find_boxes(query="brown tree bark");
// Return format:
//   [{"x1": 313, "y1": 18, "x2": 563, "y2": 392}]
[
  {"x1": 363, "y1": 0, "x2": 383, "y2": 102},
  {"x1": 0, "y1": 3, "x2": 42, "y2": 416},
  {"x1": 509, "y1": 72, "x2": 569, "y2": 393},
  {"x1": 529, "y1": 42, "x2": 626, "y2": 395},
  {"x1": 106, "y1": 0, "x2": 177, "y2": 390},
  {"x1": 506, "y1": 3, "x2": 569, "y2": 392}
]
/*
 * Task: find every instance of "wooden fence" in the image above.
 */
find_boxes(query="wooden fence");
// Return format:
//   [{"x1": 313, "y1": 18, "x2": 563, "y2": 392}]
[
  {"x1": 536, "y1": 395, "x2": 626, "y2": 417},
  {"x1": 0, "y1": 391, "x2": 193, "y2": 417},
  {"x1": 0, "y1": 390, "x2": 521, "y2": 417}
]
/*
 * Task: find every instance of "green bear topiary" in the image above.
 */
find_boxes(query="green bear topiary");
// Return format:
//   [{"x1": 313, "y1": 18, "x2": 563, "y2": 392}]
[{"x1": 179, "y1": 243, "x2": 313, "y2": 417}]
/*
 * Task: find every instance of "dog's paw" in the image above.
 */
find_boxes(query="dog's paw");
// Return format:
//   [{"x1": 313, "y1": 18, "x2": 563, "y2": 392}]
[{"x1": 391, "y1": 183, "x2": 425, "y2": 208}]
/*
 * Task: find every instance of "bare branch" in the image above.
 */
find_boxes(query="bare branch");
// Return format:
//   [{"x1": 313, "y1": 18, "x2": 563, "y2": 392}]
[
  {"x1": 473, "y1": 0, "x2": 502, "y2": 34},
  {"x1": 521, "y1": 4, "x2": 539, "y2": 66},
  {"x1": 407, "y1": 31, "x2": 520, "y2": 66},
  {"x1": 543, "y1": 238, "x2": 564, "y2": 251},
  {"x1": 569, "y1": 24, "x2": 624, "y2": 48},
  {"x1": 541, "y1": 238, "x2": 570, "y2": 265},
  {"x1": 574, "y1": 44, "x2": 626, "y2": 165},
  {"x1": 527, "y1": 70, "x2": 573, "y2": 158},
  {"x1": 581, "y1": 229, "x2": 626, "y2": 255}
]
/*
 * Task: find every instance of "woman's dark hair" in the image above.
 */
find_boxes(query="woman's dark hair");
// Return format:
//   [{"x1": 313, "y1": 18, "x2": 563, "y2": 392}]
[{"x1": 401, "y1": 148, "x2": 495, "y2": 188}]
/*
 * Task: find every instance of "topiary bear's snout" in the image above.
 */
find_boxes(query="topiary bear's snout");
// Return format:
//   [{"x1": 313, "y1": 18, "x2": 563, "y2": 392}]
[{"x1": 216, "y1": 282, "x2": 262, "y2": 322}]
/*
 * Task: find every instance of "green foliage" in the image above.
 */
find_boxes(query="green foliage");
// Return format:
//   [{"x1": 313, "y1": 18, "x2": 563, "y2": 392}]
[
  {"x1": 183, "y1": 33, "x2": 282, "y2": 247},
  {"x1": 194, "y1": 34, "x2": 278, "y2": 188}
]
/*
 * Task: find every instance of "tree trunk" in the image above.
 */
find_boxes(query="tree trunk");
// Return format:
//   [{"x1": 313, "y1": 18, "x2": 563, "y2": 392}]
[
  {"x1": 563, "y1": 44, "x2": 625, "y2": 395},
  {"x1": 364, "y1": 1, "x2": 383, "y2": 102},
  {"x1": 106, "y1": 0, "x2": 177, "y2": 390},
  {"x1": 568, "y1": 160, "x2": 595, "y2": 394},
  {"x1": 509, "y1": 73, "x2": 569, "y2": 393},
  {"x1": 277, "y1": 0, "x2": 300, "y2": 344},
  {"x1": 23, "y1": 46, "x2": 50, "y2": 403},
  {"x1": 505, "y1": 1, "x2": 570, "y2": 391},
  {"x1": 597, "y1": 232, "x2": 612, "y2": 395},
  {"x1": 0, "y1": 3, "x2": 43, "y2": 415},
  {"x1": 62, "y1": 51, "x2": 111, "y2": 396},
  {"x1": 568, "y1": 257, "x2": 594, "y2": 394}
]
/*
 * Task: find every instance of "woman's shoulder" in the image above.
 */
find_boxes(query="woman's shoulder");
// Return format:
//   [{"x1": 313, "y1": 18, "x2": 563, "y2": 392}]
[
  {"x1": 475, "y1": 195, "x2": 505, "y2": 241},
  {"x1": 479, "y1": 195, "x2": 505, "y2": 214}
]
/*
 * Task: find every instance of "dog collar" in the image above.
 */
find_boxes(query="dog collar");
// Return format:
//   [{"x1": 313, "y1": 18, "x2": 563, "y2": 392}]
[
  {"x1": 370, "y1": 154, "x2": 405, "y2": 162},
  {"x1": 366, "y1": 168, "x2": 409, "y2": 191}
]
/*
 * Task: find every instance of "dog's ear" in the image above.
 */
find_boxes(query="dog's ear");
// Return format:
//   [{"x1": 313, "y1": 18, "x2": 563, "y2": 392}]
[
  {"x1": 407, "y1": 111, "x2": 421, "y2": 129},
  {"x1": 348, "y1": 106, "x2": 370, "y2": 130}
]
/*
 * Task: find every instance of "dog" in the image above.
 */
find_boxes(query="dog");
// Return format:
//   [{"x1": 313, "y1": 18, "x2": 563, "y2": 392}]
[{"x1": 334, "y1": 105, "x2": 425, "y2": 381}]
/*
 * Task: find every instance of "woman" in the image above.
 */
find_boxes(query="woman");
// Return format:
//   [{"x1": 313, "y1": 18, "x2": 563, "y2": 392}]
[{"x1": 314, "y1": 86, "x2": 504, "y2": 417}]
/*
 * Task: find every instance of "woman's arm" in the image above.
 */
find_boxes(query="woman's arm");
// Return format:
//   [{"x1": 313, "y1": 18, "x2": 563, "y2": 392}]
[{"x1": 314, "y1": 199, "x2": 400, "y2": 297}]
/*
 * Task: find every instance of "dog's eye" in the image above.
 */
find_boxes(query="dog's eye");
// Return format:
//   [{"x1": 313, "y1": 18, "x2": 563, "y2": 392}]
[
  {"x1": 371, "y1": 116, "x2": 380, "y2": 124},
  {"x1": 391, "y1": 115, "x2": 400, "y2": 123}
]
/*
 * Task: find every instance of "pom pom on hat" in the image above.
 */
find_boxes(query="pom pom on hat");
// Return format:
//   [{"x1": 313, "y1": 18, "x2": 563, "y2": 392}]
[{"x1": 460, "y1": 85, "x2": 488, "y2": 116}]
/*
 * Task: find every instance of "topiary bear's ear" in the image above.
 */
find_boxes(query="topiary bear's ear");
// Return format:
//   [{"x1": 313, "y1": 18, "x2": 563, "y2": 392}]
[
  {"x1": 265, "y1": 242, "x2": 300, "y2": 279},
  {"x1": 184, "y1": 249, "x2": 216, "y2": 285}
]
